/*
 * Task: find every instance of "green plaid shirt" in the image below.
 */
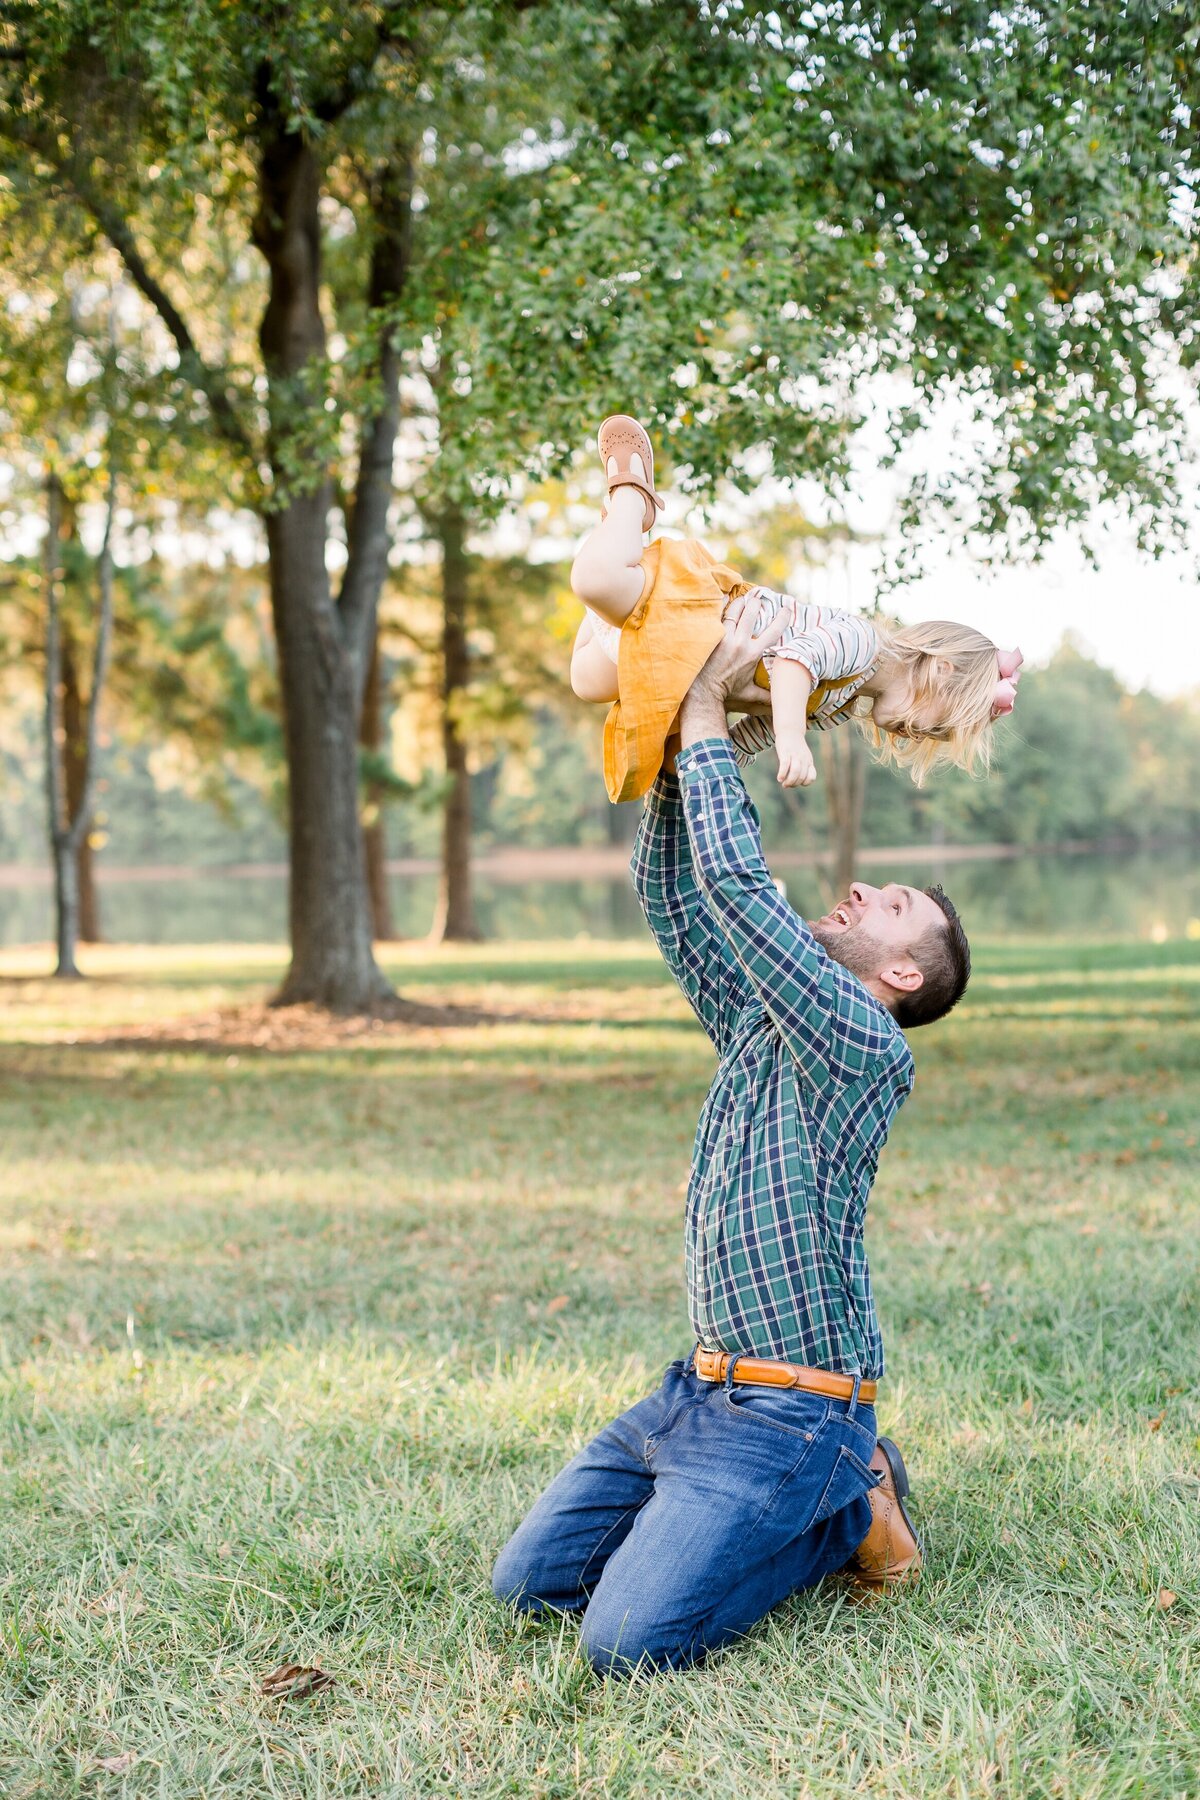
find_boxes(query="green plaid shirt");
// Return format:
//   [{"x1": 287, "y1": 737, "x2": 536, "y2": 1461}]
[{"x1": 631, "y1": 738, "x2": 914, "y2": 1378}]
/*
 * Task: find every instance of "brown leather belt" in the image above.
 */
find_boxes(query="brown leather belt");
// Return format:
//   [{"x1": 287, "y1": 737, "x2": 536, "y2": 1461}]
[{"x1": 693, "y1": 1346, "x2": 878, "y2": 1405}]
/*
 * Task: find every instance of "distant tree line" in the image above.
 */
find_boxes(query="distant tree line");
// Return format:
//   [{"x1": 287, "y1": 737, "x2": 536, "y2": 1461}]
[{"x1": 2, "y1": 618, "x2": 1196, "y2": 917}]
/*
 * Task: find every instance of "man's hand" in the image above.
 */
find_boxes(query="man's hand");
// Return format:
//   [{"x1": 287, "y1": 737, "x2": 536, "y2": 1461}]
[
  {"x1": 775, "y1": 729, "x2": 817, "y2": 788},
  {"x1": 726, "y1": 676, "x2": 773, "y2": 716},
  {"x1": 680, "y1": 599, "x2": 789, "y2": 749}
]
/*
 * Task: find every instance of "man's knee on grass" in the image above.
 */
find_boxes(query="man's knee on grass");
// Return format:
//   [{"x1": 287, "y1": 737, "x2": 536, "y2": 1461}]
[
  {"x1": 491, "y1": 1537, "x2": 564, "y2": 1617},
  {"x1": 578, "y1": 1594, "x2": 705, "y2": 1679}
]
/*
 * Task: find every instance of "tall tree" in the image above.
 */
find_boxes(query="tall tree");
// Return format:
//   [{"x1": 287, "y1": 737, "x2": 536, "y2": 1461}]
[
  {"x1": 5, "y1": 3, "x2": 1198, "y2": 996},
  {"x1": 0, "y1": 215, "x2": 277, "y2": 956},
  {"x1": 2, "y1": 5, "x2": 420, "y2": 1006},
  {"x1": 376, "y1": 3, "x2": 1199, "y2": 933},
  {"x1": 42, "y1": 468, "x2": 116, "y2": 976},
  {"x1": 358, "y1": 636, "x2": 395, "y2": 941},
  {"x1": 428, "y1": 504, "x2": 478, "y2": 940},
  {"x1": 59, "y1": 601, "x2": 104, "y2": 943}
]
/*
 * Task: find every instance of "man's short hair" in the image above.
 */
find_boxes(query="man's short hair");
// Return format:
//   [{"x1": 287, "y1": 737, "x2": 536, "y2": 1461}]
[{"x1": 893, "y1": 885, "x2": 971, "y2": 1029}]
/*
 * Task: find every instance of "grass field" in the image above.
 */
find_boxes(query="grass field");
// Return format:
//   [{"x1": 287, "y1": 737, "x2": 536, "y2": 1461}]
[{"x1": 1, "y1": 933, "x2": 1198, "y2": 1799}]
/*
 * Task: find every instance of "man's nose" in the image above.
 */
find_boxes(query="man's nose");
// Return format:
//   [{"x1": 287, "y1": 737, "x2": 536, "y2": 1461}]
[{"x1": 849, "y1": 882, "x2": 880, "y2": 909}]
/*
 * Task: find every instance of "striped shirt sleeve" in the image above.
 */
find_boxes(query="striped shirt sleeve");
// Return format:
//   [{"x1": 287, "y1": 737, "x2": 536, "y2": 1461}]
[
  {"x1": 729, "y1": 714, "x2": 776, "y2": 765},
  {"x1": 770, "y1": 601, "x2": 877, "y2": 688}
]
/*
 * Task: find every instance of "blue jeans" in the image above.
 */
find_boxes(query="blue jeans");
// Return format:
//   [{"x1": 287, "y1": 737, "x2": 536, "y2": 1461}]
[{"x1": 492, "y1": 1356, "x2": 880, "y2": 1675}]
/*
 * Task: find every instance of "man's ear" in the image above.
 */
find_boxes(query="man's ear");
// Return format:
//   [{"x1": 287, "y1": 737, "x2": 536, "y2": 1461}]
[{"x1": 881, "y1": 959, "x2": 924, "y2": 997}]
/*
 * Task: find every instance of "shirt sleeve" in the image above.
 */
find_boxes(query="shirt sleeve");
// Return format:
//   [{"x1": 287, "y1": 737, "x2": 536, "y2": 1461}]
[
  {"x1": 729, "y1": 714, "x2": 776, "y2": 766},
  {"x1": 630, "y1": 770, "x2": 754, "y2": 1056},
  {"x1": 676, "y1": 737, "x2": 907, "y2": 1089},
  {"x1": 769, "y1": 603, "x2": 877, "y2": 689}
]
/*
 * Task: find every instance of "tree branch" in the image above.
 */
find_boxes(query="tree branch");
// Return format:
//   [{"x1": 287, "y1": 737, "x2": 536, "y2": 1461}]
[
  {"x1": 380, "y1": 613, "x2": 440, "y2": 659},
  {"x1": 66, "y1": 465, "x2": 116, "y2": 857},
  {"x1": 48, "y1": 145, "x2": 258, "y2": 469},
  {"x1": 43, "y1": 472, "x2": 68, "y2": 849},
  {"x1": 337, "y1": 152, "x2": 413, "y2": 707},
  {"x1": 314, "y1": 15, "x2": 411, "y2": 123},
  {"x1": 310, "y1": 0, "x2": 426, "y2": 124}
]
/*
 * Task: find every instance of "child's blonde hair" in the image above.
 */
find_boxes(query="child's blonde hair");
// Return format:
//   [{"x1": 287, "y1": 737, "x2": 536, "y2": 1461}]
[{"x1": 866, "y1": 619, "x2": 1001, "y2": 785}]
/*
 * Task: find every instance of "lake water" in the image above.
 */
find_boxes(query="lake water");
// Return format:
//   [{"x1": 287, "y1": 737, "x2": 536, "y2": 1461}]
[{"x1": 1, "y1": 847, "x2": 1198, "y2": 946}]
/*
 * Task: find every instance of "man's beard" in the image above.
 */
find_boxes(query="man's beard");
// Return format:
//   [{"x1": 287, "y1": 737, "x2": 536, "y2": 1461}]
[{"x1": 809, "y1": 917, "x2": 889, "y2": 987}]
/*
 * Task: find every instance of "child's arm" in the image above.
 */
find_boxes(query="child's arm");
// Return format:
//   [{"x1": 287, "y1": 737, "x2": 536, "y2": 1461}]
[{"x1": 769, "y1": 658, "x2": 817, "y2": 788}]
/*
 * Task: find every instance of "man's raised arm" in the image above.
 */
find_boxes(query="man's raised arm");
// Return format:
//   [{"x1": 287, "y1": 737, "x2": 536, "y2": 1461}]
[
  {"x1": 631, "y1": 762, "x2": 751, "y2": 1056},
  {"x1": 676, "y1": 613, "x2": 905, "y2": 1089}
]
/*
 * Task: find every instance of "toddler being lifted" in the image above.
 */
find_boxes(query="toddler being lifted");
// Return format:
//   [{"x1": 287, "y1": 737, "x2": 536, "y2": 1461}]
[{"x1": 569, "y1": 415, "x2": 1021, "y2": 802}]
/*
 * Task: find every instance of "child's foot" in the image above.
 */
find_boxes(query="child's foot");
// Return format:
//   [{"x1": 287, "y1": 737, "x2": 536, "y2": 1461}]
[{"x1": 597, "y1": 415, "x2": 665, "y2": 534}]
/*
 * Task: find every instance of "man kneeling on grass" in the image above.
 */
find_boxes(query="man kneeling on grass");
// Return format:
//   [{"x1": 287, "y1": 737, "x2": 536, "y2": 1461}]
[{"x1": 493, "y1": 601, "x2": 972, "y2": 1676}]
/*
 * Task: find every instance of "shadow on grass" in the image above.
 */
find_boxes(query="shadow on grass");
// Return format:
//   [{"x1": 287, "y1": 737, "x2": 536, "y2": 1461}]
[
  {"x1": 378, "y1": 953, "x2": 672, "y2": 992},
  {"x1": 962, "y1": 1003, "x2": 1197, "y2": 1027}
]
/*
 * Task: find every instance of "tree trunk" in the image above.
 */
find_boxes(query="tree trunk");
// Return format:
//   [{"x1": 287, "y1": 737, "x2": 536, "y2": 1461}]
[
  {"x1": 431, "y1": 507, "x2": 481, "y2": 942},
  {"x1": 929, "y1": 810, "x2": 947, "y2": 890},
  {"x1": 821, "y1": 726, "x2": 868, "y2": 899},
  {"x1": 67, "y1": 96, "x2": 410, "y2": 1012},
  {"x1": 777, "y1": 778, "x2": 834, "y2": 914},
  {"x1": 266, "y1": 510, "x2": 386, "y2": 1008},
  {"x1": 77, "y1": 832, "x2": 101, "y2": 944},
  {"x1": 42, "y1": 475, "x2": 81, "y2": 978},
  {"x1": 360, "y1": 630, "x2": 396, "y2": 941},
  {"x1": 254, "y1": 121, "x2": 391, "y2": 1010},
  {"x1": 61, "y1": 622, "x2": 102, "y2": 943},
  {"x1": 52, "y1": 836, "x2": 82, "y2": 977},
  {"x1": 46, "y1": 467, "x2": 117, "y2": 977}
]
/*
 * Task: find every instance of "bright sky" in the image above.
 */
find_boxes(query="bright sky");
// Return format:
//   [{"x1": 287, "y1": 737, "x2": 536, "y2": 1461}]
[
  {"x1": 833, "y1": 396, "x2": 1200, "y2": 700},
  {"x1": 839, "y1": 509, "x2": 1199, "y2": 703}
]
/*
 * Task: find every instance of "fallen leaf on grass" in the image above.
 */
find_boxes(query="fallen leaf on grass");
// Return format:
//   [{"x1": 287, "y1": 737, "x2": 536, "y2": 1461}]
[
  {"x1": 95, "y1": 1751, "x2": 137, "y2": 1773},
  {"x1": 545, "y1": 1294, "x2": 570, "y2": 1315},
  {"x1": 85, "y1": 1573, "x2": 141, "y2": 1617},
  {"x1": 1157, "y1": 1589, "x2": 1176, "y2": 1610},
  {"x1": 261, "y1": 1663, "x2": 335, "y2": 1699},
  {"x1": 1148, "y1": 1410, "x2": 1166, "y2": 1432}
]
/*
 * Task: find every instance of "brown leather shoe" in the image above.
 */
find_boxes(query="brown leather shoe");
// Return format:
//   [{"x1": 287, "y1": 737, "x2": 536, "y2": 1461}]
[{"x1": 846, "y1": 1436, "x2": 922, "y2": 1591}]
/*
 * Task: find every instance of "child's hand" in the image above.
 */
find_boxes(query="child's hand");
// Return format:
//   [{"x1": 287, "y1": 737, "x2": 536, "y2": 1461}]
[{"x1": 775, "y1": 732, "x2": 817, "y2": 788}]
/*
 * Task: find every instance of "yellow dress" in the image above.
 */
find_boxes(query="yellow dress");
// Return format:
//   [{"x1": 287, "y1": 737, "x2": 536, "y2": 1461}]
[
  {"x1": 602, "y1": 538, "x2": 752, "y2": 805},
  {"x1": 599, "y1": 539, "x2": 881, "y2": 803}
]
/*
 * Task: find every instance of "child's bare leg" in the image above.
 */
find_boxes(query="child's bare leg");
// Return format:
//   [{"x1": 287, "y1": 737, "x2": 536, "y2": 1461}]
[
  {"x1": 569, "y1": 487, "x2": 647, "y2": 629},
  {"x1": 570, "y1": 635, "x2": 620, "y2": 702}
]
